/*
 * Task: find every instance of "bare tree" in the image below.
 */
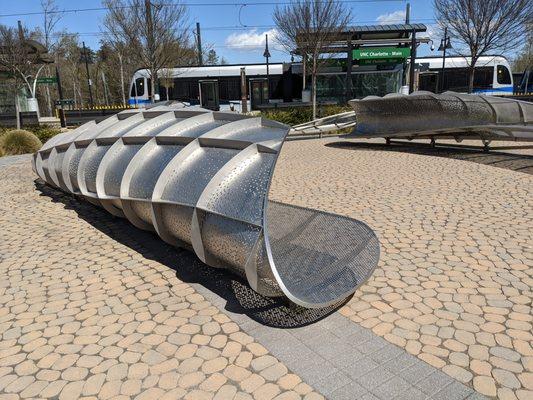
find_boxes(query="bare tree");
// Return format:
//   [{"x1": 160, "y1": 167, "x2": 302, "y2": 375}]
[
  {"x1": 102, "y1": 0, "x2": 190, "y2": 103},
  {"x1": 434, "y1": 0, "x2": 532, "y2": 93},
  {"x1": 0, "y1": 25, "x2": 42, "y2": 128},
  {"x1": 55, "y1": 34, "x2": 85, "y2": 108},
  {"x1": 159, "y1": 68, "x2": 174, "y2": 100},
  {"x1": 513, "y1": 24, "x2": 533, "y2": 74},
  {"x1": 274, "y1": 0, "x2": 351, "y2": 119},
  {"x1": 37, "y1": 0, "x2": 62, "y2": 116},
  {"x1": 98, "y1": 37, "x2": 138, "y2": 106}
]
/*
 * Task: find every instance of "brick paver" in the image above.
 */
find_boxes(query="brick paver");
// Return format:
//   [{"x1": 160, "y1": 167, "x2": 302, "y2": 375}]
[
  {"x1": 0, "y1": 156, "x2": 323, "y2": 400},
  {"x1": 269, "y1": 139, "x2": 532, "y2": 400},
  {"x1": 0, "y1": 136, "x2": 531, "y2": 400}
]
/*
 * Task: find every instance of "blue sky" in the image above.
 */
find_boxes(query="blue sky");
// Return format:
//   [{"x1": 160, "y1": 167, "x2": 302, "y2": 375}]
[{"x1": 0, "y1": 0, "x2": 438, "y2": 64}]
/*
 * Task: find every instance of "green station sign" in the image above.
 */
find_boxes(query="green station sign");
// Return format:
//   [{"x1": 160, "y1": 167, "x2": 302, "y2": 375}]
[
  {"x1": 36, "y1": 77, "x2": 57, "y2": 84},
  {"x1": 353, "y1": 47, "x2": 410, "y2": 60}
]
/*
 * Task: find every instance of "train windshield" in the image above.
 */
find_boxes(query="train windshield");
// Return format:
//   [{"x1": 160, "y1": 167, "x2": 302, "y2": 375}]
[
  {"x1": 497, "y1": 65, "x2": 511, "y2": 84},
  {"x1": 130, "y1": 78, "x2": 145, "y2": 97}
]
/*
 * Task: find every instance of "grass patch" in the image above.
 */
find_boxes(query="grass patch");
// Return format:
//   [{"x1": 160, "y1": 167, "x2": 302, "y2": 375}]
[
  {"x1": 261, "y1": 105, "x2": 351, "y2": 126},
  {"x1": 0, "y1": 124, "x2": 60, "y2": 143},
  {"x1": 0, "y1": 129, "x2": 42, "y2": 155}
]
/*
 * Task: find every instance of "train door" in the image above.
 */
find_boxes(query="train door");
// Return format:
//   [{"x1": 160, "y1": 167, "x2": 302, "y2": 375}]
[
  {"x1": 199, "y1": 80, "x2": 219, "y2": 111},
  {"x1": 250, "y1": 78, "x2": 269, "y2": 110}
]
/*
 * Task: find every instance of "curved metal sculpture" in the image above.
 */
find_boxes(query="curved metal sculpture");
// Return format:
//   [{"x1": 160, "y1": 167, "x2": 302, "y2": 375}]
[
  {"x1": 349, "y1": 91, "x2": 533, "y2": 141},
  {"x1": 33, "y1": 107, "x2": 380, "y2": 309}
]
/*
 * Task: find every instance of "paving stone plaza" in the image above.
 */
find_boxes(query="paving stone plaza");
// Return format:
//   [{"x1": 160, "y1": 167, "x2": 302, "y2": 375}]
[{"x1": 0, "y1": 138, "x2": 532, "y2": 400}]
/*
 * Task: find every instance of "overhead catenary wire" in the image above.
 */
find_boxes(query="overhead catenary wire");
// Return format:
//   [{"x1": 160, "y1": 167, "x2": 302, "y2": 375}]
[
  {"x1": 0, "y1": 0, "x2": 408, "y2": 18},
  {"x1": 44, "y1": 17, "x2": 436, "y2": 38}
]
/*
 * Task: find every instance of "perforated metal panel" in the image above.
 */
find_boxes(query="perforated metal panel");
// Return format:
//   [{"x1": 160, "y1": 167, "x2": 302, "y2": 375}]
[
  {"x1": 34, "y1": 108, "x2": 380, "y2": 308},
  {"x1": 349, "y1": 91, "x2": 533, "y2": 141}
]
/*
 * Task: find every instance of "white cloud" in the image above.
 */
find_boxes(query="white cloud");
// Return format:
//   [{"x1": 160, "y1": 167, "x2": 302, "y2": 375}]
[
  {"x1": 224, "y1": 28, "x2": 281, "y2": 51},
  {"x1": 425, "y1": 24, "x2": 440, "y2": 42},
  {"x1": 376, "y1": 10, "x2": 406, "y2": 25}
]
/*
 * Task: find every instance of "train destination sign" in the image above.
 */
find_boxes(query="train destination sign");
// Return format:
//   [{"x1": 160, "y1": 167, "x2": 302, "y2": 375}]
[{"x1": 353, "y1": 47, "x2": 411, "y2": 60}]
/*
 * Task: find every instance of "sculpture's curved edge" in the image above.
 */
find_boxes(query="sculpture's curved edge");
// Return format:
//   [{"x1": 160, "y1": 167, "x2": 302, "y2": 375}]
[
  {"x1": 260, "y1": 150, "x2": 381, "y2": 308},
  {"x1": 262, "y1": 205, "x2": 381, "y2": 309}
]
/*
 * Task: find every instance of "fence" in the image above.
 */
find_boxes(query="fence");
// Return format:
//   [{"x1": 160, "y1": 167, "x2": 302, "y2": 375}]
[
  {"x1": 57, "y1": 106, "x2": 133, "y2": 126},
  {"x1": 0, "y1": 112, "x2": 39, "y2": 128}
]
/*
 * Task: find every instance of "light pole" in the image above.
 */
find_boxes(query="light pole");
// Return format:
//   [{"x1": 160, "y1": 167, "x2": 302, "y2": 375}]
[
  {"x1": 263, "y1": 34, "x2": 271, "y2": 98},
  {"x1": 81, "y1": 42, "x2": 94, "y2": 108},
  {"x1": 408, "y1": 27, "x2": 417, "y2": 93},
  {"x1": 196, "y1": 22, "x2": 203, "y2": 66},
  {"x1": 438, "y1": 27, "x2": 453, "y2": 93}
]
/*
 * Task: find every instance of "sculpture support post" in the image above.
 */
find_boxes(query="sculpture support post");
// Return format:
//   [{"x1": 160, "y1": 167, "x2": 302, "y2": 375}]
[{"x1": 240, "y1": 67, "x2": 248, "y2": 113}]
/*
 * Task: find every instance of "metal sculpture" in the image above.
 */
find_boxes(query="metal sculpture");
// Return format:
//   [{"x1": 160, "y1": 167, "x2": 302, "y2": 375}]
[
  {"x1": 34, "y1": 107, "x2": 380, "y2": 309},
  {"x1": 349, "y1": 91, "x2": 533, "y2": 142}
]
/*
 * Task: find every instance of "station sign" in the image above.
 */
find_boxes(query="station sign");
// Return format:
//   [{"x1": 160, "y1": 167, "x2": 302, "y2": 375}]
[{"x1": 353, "y1": 47, "x2": 410, "y2": 60}]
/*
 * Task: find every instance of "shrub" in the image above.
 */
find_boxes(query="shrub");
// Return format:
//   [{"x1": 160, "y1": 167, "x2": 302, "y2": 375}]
[
  {"x1": 0, "y1": 129, "x2": 42, "y2": 155},
  {"x1": 261, "y1": 105, "x2": 352, "y2": 126},
  {"x1": 23, "y1": 124, "x2": 61, "y2": 143}
]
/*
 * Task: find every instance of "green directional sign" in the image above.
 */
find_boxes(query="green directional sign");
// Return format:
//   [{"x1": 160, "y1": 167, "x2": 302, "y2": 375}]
[
  {"x1": 36, "y1": 77, "x2": 57, "y2": 84},
  {"x1": 353, "y1": 47, "x2": 410, "y2": 60}
]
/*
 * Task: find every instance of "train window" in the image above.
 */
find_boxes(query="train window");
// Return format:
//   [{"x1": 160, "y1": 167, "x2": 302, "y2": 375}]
[
  {"x1": 130, "y1": 78, "x2": 145, "y2": 97},
  {"x1": 440, "y1": 67, "x2": 493, "y2": 91},
  {"x1": 474, "y1": 67, "x2": 493, "y2": 88},
  {"x1": 497, "y1": 65, "x2": 511, "y2": 84}
]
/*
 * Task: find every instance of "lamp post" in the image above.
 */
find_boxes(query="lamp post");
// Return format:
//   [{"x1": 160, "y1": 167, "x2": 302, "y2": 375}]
[
  {"x1": 263, "y1": 34, "x2": 271, "y2": 97},
  {"x1": 438, "y1": 27, "x2": 453, "y2": 93},
  {"x1": 81, "y1": 42, "x2": 94, "y2": 108}
]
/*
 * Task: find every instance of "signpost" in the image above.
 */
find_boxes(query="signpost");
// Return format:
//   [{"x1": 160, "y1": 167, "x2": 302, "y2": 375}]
[{"x1": 353, "y1": 47, "x2": 410, "y2": 60}]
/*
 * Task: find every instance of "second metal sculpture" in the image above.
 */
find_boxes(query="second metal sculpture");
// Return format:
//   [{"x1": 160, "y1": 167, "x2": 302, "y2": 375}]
[{"x1": 349, "y1": 91, "x2": 533, "y2": 142}]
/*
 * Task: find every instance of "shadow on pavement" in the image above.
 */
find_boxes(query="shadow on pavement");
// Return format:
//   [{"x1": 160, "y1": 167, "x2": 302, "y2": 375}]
[
  {"x1": 35, "y1": 180, "x2": 347, "y2": 329},
  {"x1": 327, "y1": 140, "x2": 533, "y2": 175}
]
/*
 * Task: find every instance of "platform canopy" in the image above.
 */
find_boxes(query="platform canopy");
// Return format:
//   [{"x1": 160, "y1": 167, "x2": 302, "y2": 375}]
[{"x1": 293, "y1": 23, "x2": 429, "y2": 54}]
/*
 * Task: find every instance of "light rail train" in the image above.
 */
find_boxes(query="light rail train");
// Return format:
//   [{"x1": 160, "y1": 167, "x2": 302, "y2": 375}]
[
  {"x1": 416, "y1": 55, "x2": 514, "y2": 96},
  {"x1": 128, "y1": 55, "x2": 514, "y2": 106}
]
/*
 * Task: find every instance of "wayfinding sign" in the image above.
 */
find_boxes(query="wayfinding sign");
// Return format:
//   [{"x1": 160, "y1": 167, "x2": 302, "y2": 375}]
[{"x1": 37, "y1": 77, "x2": 57, "y2": 84}]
